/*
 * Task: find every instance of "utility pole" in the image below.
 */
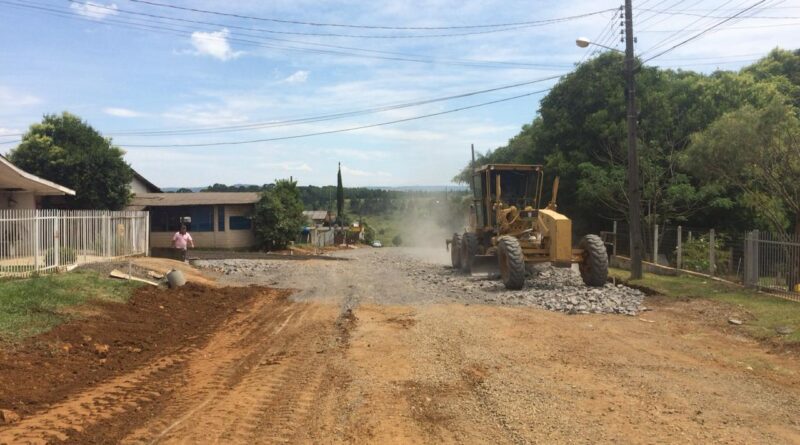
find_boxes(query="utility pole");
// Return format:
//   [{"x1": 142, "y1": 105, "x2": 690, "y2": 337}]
[{"x1": 624, "y1": 0, "x2": 643, "y2": 279}]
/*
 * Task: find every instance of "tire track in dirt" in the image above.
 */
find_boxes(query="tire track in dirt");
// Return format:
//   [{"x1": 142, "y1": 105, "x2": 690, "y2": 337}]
[{"x1": 119, "y1": 299, "x2": 342, "y2": 444}]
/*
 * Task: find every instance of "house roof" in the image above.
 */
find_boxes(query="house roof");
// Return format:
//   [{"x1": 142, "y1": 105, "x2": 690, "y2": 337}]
[
  {"x1": 132, "y1": 170, "x2": 162, "y2": 193},
  {"x1": 302, "y1": 210, "x2": 330, "y2": 220},
  {"x1": 129, "y1": 192, "x2": 260, "y2": 207},
  {"x1": 0, "y1": 155, "x2": 76, "y2": 196}
]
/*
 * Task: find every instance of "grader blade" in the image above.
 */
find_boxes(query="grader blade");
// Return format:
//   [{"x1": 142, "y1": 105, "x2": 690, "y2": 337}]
[{"x1": 469, "y1": 254, "x2": 498, "y2": 276}]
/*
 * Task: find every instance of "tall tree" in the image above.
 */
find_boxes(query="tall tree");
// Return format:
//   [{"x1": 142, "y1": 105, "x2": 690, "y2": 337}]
[
  {"x1": 336, "y1": 162, "x2": 344, "y2": 224},
  {"x1": 9, "y1": 112, "x2": 133, "y2": 209},
  {"x1": 253, "y1": 179, "x2": 306, "y2": 250},
  {"x1": 685, "y1": 96, "x2": 800, "y2": 237}
]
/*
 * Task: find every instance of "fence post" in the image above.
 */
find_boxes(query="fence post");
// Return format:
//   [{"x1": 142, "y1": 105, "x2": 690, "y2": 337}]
[
  {"x1": 676, "y1": 225, "x2": 682, "y2": 272},
  {"x1": 709, "y1": 229, "x2": 716, "y2": 276},
  {"x1": 33, "y1": 210, "x2": 40, "y2": 273},
  {"x1": 653, "y1": 224, "x2": 659, "y2": 265},
  {"x1": 612, "y1": 221, "x2": 618, "y2": 257},
  {"x1": 145, "y1": 212, "x2": 150, "y2": 256},
  {"x1": 54, "y1": 213, "x2": 60, "y2": 269}
]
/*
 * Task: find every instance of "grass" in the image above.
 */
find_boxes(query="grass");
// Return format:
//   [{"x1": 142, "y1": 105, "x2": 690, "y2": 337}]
[
  {"x1": 610, "y1": 268, "x2": 800, "y2": 344},
  {"x1": 0, "y1": 270, "x2": 142, "y2": 341}
]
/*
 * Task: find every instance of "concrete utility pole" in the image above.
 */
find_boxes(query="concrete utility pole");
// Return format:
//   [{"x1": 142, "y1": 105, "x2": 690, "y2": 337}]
[{"x1": 624, "y1": 0, "x2": 643, "y2": 279}]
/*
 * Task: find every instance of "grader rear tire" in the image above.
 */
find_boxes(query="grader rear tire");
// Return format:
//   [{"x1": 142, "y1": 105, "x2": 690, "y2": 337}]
[
  {"x1": 497, "y1": 236, "x2": 525, "y2": 290},
  {"x1": 451, "y1": 233, "x2": 462, "y2": 269},
  {"x1": 460, "y1": 232, "x2": 479, "y2": 273},
  {"x1": 579, "y1": 234, "x2": 609, "y2": 287}
]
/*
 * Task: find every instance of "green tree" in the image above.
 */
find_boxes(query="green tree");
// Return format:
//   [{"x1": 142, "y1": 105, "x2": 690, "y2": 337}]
[
  {"x1": 253, "y1": 179, "x2": 306, "y2": 250},
  {"x1": 9, "y1": 112, "x2": 133, "y2": 209},
  {"x1": 336, "y1": 163, "x2": 344, "y2": 224},
  {"x1": 685, "y1": 97, "x2": 800, "y2": 237},
  {"x1": 176, "y1": 188, "x2": 194, "y2": 193}
]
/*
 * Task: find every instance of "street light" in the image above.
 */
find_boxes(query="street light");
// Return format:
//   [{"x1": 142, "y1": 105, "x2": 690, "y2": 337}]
[
  {"x1": 575, "y1": 0, "x2": 644, "y2": 280},
  {"x1": 575, "y1": 37, "x2": 623, "y2": 53}
]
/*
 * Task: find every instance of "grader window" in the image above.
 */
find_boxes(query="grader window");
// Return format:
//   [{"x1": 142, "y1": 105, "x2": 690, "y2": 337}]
[{"x1": 490, "y1": 170, "x2": 539, "y2": 209}]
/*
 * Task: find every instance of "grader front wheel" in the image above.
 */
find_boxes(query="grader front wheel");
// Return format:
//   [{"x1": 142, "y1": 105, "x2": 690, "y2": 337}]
[
  {"x1": 460, "y1": 232, "x2": 479, "y2": 273},
  {"x1": 578, "y1": 234, "x2": 609, "y2": 287},
  {"x1": 497, "y1": 236, "x2": 526, "y2": 290},
  {"x1": 451, "y1": 233, "x2": 462, "y2": 269}
]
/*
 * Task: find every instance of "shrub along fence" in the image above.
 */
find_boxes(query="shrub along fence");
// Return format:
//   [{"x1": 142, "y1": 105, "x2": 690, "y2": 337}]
[
  {"x1": 609, "y1": 222, "x2": 799, "y2": 301},
  {"x1": 0, "y1": 210, "x2": 149, "y2": 277}
]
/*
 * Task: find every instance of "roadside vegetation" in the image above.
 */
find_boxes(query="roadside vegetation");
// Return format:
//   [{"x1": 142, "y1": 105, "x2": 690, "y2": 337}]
[
  {"x1": 457, "y1": 49, "x2": 800, "y2": 240},
  {"x1": 609, "y1": 268, "x2": 800, "y2": 344},
  {"x1": 0, "y1": 270, "x2": 141, "y2": 340}
]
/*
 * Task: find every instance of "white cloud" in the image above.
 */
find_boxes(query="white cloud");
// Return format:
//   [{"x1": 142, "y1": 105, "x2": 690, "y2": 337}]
[
  {"x1": 262, "y1": 161, "x2": 313, "y2": 172},
  {"x1": 103, "y1": 107, "x2": 143, "y2": 118},
  {"x1": 283, "y1": 70, "x2": 309, "y2": 84},
  {"x1": 69, "y1": 1, "x2": 118, "y2": 20},
  {"x1": 0, "y1": 86, "x2": 41, "y2": 107},
  {"x1": 190, "y1": 29, "x2": 242, "y2": 61}
]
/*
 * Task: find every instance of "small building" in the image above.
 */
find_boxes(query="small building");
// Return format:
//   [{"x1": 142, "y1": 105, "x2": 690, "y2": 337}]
[
  {"x1": 302, "y1": 210, "x2": 333, "y2": 227},
  {"x1": 130, "y1": 170, "x2": 162, "y2": 194},
  {"x1": 0, "y1": 155, "x2": 75, "y2": 209},
  {"x1": 128, "y1": 192, "x2": 259, "y2": 249}
]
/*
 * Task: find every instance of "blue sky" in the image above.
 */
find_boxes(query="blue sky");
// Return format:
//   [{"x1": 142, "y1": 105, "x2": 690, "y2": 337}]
[{"x1": 1, "y1": 0, "x2": 798, "y2": 188}]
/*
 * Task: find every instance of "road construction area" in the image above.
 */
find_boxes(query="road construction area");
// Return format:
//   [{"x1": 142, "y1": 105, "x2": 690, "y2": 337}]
[{"x1": 1, "y1": 248, "x2": 799, "y2": 444}]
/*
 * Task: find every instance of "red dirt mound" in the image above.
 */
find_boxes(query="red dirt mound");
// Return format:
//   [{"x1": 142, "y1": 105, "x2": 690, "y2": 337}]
[{"x1": 0, "y1": 283, "x2": 280, "y2": 417}]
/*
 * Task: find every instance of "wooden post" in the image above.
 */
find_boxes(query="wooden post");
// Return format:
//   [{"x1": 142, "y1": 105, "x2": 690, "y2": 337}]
[
  {"x1": 709, "y1": 229, "x2": 716, "y2": 276},
  {"x1": 676, "y1": 225, "x2": 682, "y2": 272},
  {"x1": 653, "y1": 224, "x2": 659, "y2": 264}
]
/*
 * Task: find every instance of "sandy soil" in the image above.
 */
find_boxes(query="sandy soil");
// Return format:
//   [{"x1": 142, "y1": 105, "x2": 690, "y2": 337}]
[{"x1": 1, "y1": 248, "x2": 799, "y2": 444}]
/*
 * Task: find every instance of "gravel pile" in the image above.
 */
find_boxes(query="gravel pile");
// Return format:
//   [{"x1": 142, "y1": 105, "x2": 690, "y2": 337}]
[
  {"x1": 195, "y1": 251, "x2": 645, "y2": 316},
  {"x1": 371, "y1": 251, "x2": 645, "y2": 315}
]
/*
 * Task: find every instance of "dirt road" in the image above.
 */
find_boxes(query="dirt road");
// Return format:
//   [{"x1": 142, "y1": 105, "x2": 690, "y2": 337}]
[{"x1": 2, "y1": 248, "x2": 799, "y2": 444}]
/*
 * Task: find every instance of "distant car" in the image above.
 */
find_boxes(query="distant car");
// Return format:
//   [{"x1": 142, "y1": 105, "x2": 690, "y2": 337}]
[{"x1": 372, "y1": 240, "x2": 383, "y2": 248}]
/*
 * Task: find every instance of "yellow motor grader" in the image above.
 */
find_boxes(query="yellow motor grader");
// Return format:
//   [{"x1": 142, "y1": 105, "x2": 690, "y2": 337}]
[{"x1": 447, "y1": 163, "x2": 608, "y2": 290}]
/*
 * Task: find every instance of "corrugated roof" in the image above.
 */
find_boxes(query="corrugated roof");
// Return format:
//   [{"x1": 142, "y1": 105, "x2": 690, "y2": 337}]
[
  {"x1": 132, "y1": 170, "x2": 162, "y2": 193},
  {"x1": 129, "y1": 192, "x2": 260, "y2": 207},
  {"x1": 302, "y1": 210, "x2": 330, "y2": 220}
]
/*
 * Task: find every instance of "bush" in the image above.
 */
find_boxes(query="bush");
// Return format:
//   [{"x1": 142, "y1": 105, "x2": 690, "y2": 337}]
[
  {"x1": 678, "y1": 234, "x2": 732, "y2": 274},
  {"x1": 44, "y1": 246, "x2": 77, "y2": 266},
  {"x1": 363, "y1": 224, "x2": 376, "y2": 245},
  {"x1": 253, "y1": 179, "x2": 306, "y2": 251},
  {"x1": 392, "y1": 235, "x2": 403, "y2": 246}
]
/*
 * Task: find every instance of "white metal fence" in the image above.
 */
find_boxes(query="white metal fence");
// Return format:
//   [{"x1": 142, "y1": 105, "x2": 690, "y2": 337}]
[
  {"x1": 0, "y1": 210, "x2": 149, "y2": 277},
  {"x1": 744, "y1": 230, "x2": 800, "y2": 300}
]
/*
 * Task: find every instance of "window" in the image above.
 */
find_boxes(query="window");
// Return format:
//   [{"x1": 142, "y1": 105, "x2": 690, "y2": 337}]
[
  {"x1": 149, "y1": 206, "x2": 214, "y2": 232},
  {"x1": 229, "y1": 215, "x2": 252, "y2": 230},
  {"x1": 189, "y1": 206, "x2": 214, "y2": 231},
  {"x1": 217, "y1": 205, "x2": 225, "y2": 231}
]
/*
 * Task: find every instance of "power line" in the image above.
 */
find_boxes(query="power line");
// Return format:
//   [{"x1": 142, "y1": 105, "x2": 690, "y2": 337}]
[
  {"x1": 127, "y1": 0, "x2": 617, "y2": 31},
  {"x1": 64, "y1": 0, "x2": 576, "y2": 39},
  {"x1": 640, "y1": 0, "x2": 739, "y2": 57},
  {"x1": 119, "y1": 88, "x2": 553, "y2": 148},
  {"x1": 15, "y1": 1, "x2": 568, "y2": 69},
  {"x1": 108, "y1": 74, "x2": 565, "y2": 136},
  {"x1": 644, "y1": 0, "x2": 768, "y2": 62},
  {"x1": 639, "y1": 21, "x2": 800, "y2": 31},
  {"x1": 637, "y1": 5, "x2": 799, "y2": 18},
  {"x1": 2, "y1": 2, "x2": 566, "y2": 70}
]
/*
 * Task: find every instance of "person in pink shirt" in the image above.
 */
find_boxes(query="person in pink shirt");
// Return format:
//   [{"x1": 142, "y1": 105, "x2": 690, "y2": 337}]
[{"x1": 172, "y1": 225, "x2": 194, "y2": 262}]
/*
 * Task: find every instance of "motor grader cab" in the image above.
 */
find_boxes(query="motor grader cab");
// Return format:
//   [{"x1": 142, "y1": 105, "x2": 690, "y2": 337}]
[{"x1": 447, "y1": 163, "x2": 608, "y2": 290}]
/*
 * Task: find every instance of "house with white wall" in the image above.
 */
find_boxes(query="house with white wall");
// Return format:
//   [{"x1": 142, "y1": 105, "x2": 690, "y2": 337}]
[{"x1": 0, "y1": 155, "x2": 75, "y2": 209}]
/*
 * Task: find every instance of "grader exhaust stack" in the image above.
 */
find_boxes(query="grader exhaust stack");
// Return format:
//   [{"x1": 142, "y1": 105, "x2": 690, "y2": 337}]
[{"x1": 448, "y1": 159, "x2": 608, "y2": 290}]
